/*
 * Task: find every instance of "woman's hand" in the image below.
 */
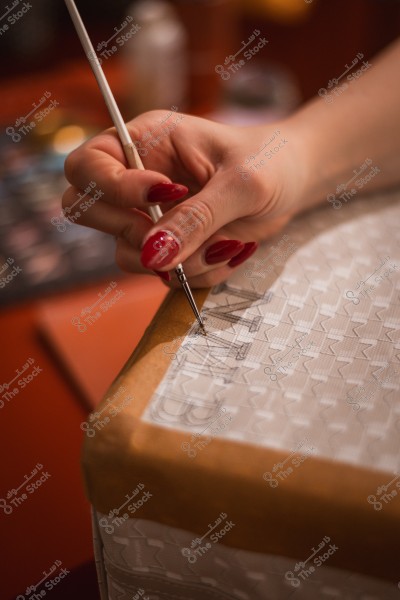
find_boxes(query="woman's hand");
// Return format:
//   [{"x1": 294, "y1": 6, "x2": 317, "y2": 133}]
[{"x1": 63, "y1": 110, "x2": 307, "y2": 287}]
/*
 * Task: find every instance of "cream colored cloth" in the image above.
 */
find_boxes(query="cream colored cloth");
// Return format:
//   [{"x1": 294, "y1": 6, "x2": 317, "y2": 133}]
[
  {"x1": 93, "y1": 511, "x2": 399, "y2": 599},
  {"x1": 89, "y1": 189, "x2": 400, "y2": 599},
  {"x1": 144, "y1": 190, "x2": 400, "y2": 474}
]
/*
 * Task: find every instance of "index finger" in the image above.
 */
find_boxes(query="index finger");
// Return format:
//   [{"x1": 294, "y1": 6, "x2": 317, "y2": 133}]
[{"x1": 64, "y1": 129, "x2": 178, "y2": 209}]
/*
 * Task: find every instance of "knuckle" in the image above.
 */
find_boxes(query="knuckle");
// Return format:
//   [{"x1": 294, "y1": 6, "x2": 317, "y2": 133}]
[
  {"x1": 130, "y1": 110, "x2": 172, "y2": 136},
  {"x1": 142, "y1": 109, "x2": 169, "y2": 120},
  {"x1": 174, "y1": 201, "x2": 213, "y2": 242},
  {"x1": 64, "y1": 147, "x2": 82, "y2": 184},
  {"x1": 112, "y1": 173, "x2": 128, "y2": 207},
  {"x1": 115, "y1": 244, "x2": 133, "y2": 273},
  {"x1": 64, "y1": 131, "x2": 108, "y2": 185},
  {"x1": 111, "y1": 169, "x2": 142, "y2": 208},
  {"x1": 119, "y1": 221, "x2": 139, "y2": 246},
  {"x1": 144, "y1": 109, "x2": 176, "y2": 123}
]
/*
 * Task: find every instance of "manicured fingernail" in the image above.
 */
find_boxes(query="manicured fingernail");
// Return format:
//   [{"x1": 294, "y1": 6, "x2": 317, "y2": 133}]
[
  {"x1": 147, "y1": 183, "x2": 188, "y2": 203},
  {"x1": 204, "y1": 240, "x2": 244, "y2": 265},
  {"x1": 228, "y1": 242, "x2": 258, "y2": 268},
  {"x1": 141, "y1": 230, "x2": 181, "y2": 269},
  {"x1": 153, "y1": 269, "x2": 171, "y2": 282}
]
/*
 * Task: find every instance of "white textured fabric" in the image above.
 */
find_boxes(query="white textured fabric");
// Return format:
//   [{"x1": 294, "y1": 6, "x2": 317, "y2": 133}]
[
  {"x1": 92, "y1": 190, "x2": 400, "y2": 599},
  {"x1": 143, "y1": 192, "x2": 400, "y2": 474},
  {"x1": 94, "y1": 513, "x2": 399, "y2": 599}
]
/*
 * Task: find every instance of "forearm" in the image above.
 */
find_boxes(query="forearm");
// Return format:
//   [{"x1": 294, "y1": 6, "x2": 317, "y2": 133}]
[{"x1": 288, "y1": 37, "x2": 400, "y2": 210}]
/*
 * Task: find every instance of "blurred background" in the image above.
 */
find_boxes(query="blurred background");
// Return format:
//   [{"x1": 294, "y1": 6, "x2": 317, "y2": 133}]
[{"x1": 0, "y1": 0, "x2": 399, "y2": 598}]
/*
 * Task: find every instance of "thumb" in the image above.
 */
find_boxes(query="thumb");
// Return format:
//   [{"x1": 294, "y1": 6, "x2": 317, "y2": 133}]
[{"x1": 139, "y1": 174, "x2": 254, "y2": 271}]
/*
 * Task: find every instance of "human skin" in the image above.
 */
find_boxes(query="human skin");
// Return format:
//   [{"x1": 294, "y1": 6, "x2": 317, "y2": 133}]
[{"x1": 63, "y1": 37, "x2": 400, "y2": 288}]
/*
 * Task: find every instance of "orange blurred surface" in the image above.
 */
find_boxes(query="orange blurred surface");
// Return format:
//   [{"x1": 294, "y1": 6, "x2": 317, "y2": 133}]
[
  {"x1": 37, "y1": 275, "x2": 167, "y2": 408},
  {"x1": 0, "y1": 276, "x2": 167, "y2": 599},
  {"x1": 1, "y1": 60, "x2": 127, "y2": 128},
  {"x1": 0, "y1": 299, "x2": 94, "y2": 597}
]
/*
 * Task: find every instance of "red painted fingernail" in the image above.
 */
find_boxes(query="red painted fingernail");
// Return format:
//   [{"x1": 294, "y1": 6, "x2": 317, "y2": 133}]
[
  {"x1": 141, "y1": 230, "x2": 180, "y2": 269},
  {"x1": 228, "y1": 242, "x2": 258, "y2": 268},
  {"x1": 153, "y1": 269, "x2": 171, "y2": 282},
  {"x1": 147, "y1": 183, "x2": 188, "y2": 203},
  {"x1": 204, "y1": 240, "x2": 245, "y2": 265}
]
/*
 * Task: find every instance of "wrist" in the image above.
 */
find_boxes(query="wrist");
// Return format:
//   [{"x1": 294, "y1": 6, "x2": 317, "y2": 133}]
[
  {"x1": 282, "y1": 112, "x2": 328, "y2": 214},
  {"x1": 269, "y1": 115, "x2": 318, "y2": 217}
]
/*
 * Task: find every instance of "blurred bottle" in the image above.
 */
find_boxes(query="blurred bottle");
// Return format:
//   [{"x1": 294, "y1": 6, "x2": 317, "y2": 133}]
[
  {"x1": 123, "y1": 0, "x2": 188, "y2": 115},
  {"x1": 208, "y1": 63, "x2": 301, "y2": 126}
]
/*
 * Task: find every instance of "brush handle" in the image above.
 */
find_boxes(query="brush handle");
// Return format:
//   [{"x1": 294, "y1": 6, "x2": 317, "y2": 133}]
[{"x1": 122, "y1": 142, "x2": 163, "y2": 223}]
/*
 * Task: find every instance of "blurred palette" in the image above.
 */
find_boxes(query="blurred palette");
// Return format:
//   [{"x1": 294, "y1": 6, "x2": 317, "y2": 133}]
[{"x1": 0, "y1": 138, "x2": 119, "y2": 307}]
